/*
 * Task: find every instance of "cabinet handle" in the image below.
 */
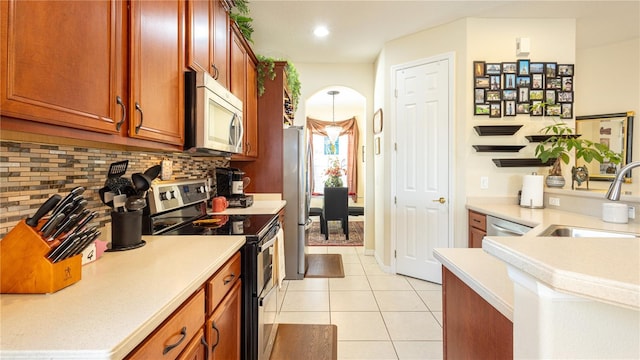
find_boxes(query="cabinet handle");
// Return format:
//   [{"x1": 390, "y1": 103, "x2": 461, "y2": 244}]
[
  {"x1": 212, "y1": 64, "x2": 219, "y2": 80},
  {"x1": 211, "y1": 321, "x2": 220, "y2": 352},
  {"x1": 162, "y1": 326, "x2": 187, "y2": 355},
  {"x1": 134, "y1": 102, "x2": 144, "y2": 134},
  {"x1": 200, "y1": 335, "x2": 210, "y2": 360},
  {"x1": 223, "y1": 273, "x2": 235, "y2": 285},
  {"x1": 115, "y1": 96, "x2": 126, "y2": 131},
  {"x1": 245, "y1": 142, "x2": 251, "y2": 153}
]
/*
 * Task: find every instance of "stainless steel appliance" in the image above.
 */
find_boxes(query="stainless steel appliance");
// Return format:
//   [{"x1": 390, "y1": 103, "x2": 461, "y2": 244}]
[
  {"x1": 486, "y1": 215, "x2": 532, "y2": 237},
  {"x1": 184, "y1": 71, "x2": 244, "y2": 155},
  {"x1": 282, "y1": 126, "x2": 309, "y2": 279},
  {"x1": 141, "y1": 178, "x2": 279, "y2": 360}
]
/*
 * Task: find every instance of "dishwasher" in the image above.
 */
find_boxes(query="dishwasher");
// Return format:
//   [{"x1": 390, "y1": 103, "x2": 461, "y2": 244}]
[{"x1": 486, "y1": 215, "x2": 532, "y2": 236}]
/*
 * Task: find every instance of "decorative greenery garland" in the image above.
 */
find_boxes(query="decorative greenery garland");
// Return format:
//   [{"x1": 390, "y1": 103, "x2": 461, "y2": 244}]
[
  {"x1": 230, "y1": 0, "x2": 253, "y2": 42},
  {"x1": 256, "y1": 55, "x2": 301, "y2": 110}
]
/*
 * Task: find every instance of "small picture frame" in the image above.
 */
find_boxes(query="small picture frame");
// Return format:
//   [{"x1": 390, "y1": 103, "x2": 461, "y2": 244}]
[
  {"x1": 557, "y1": 91, "x2": 574, "y2": 103},
  {"x1": 486, "y1": 90, "x2": 501, "y2": 102},
  {"x1": 516, "y1": 103, "x2": 530, "y2": 114},
  {"x1": 546, "y1": 77, "x2": 562, "y2": 89},
  {"x1": 475, "y1": 103, "x2": 490, "y2": 115},
  {"x1": 530, "y1": 62, "x2": 545, "y2": 74},
  {"x1": 545, "y1": 63, "x2": 557, "y2": 78},
  {"x1": 474, "y1": 61, "x2": 486, "y2": 77},
  {"x1": 517, "y1": 87, "x2": 530, "y2": 102},
  {"x1": 502, "y1": 89, "x2": 517, "y2": 101},
  {"x1": 530, "y1": 100, "x2": 543, "y2": 116},
  {"x1": 530, "y1": 89, "x2": 544, "y2": 101},
  {"x1": 531, "y1": 74, "x2": 544, "y2": 89},
  {"x1": 474, "y1": 89, "x2": 486, "y2": 104},
  {"x1": 486, "y1": 63, "x2": 502, "y2": 75},
  {"x1": 504, "y1": 100, "x2": 516, "y2": 116},
  {"x1": 558, "y1": 64, "x2": 574, "y2": 76},
  {"x1": 546, "y1": 104, "x2": 562, "y2": 116},
  {"x1": 475, "y1": 76, "x2": 490, "y2": 88},
  {"x1": 560, "y1": 103, "x2": 573, "y2": 119},
  {"x1": 489, "y1": 75, "x2": 501, "y2": 89},
  {"x1": 489, "y1": 103, "x2": 501, "y2": 118},
  {"x1": 517, "y1": 59, "x2": 530, "y2": 75},
  {"x1": 502, "y1": 62, "x2": 517, "y2": 73},
  {"x1": 561, "y1": 77, "x2": 573, "y2": 91},
  {"x1": 516, "y1": 76, "x2": 531, "y2": 88},
  {"x1": 373, "y1": 108, "x2": 383, "y2": 134},
  {"x1": 503, "y1": 73, "x2": 516, "y2": 89},
  {"x1": 545, "y1": 90, "x2": 557, "y2": 105}
]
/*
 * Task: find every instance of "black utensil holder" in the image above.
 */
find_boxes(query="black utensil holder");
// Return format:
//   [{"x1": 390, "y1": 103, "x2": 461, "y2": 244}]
[{"x1": 109, "y1": 210, "x2": 145, "y2": 251}]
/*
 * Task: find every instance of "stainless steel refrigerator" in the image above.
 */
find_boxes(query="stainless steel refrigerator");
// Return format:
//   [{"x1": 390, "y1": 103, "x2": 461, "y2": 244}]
[{"x1": 282, "y1": 126, "x2": 308, "y2": 279}]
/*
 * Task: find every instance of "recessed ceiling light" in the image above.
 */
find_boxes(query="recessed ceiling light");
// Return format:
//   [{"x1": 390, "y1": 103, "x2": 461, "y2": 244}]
[{"x1": 313, "y1": 26, "x2": 329, "y2": 37}]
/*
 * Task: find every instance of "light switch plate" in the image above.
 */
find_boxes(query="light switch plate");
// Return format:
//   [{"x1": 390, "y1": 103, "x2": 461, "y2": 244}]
[
  {"x1": 480, "y1": 176, "x2": 489, "y2": 189},
  {"x1": 549, "y1": 197, "x2": 560, "y2": 206},
  {"x1": 629, "y1": 206, "x2": 636, "y2": 219}
]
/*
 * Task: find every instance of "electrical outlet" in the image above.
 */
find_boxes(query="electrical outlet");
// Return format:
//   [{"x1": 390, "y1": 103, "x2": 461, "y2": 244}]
[
  {"x1": 629, "y1": 206, "x2": 636, "y2": 219},
  {"x1": 549, "y1": 197, "x2": 560, "y2": 206},
  {"x1": 480, "y1": 176, "x2": 489, "y2": 189}
]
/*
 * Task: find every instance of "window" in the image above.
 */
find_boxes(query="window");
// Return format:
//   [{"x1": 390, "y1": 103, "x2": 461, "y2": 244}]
[{"x1": 311, "y1": 133, "x2": 348, "y2": 193}]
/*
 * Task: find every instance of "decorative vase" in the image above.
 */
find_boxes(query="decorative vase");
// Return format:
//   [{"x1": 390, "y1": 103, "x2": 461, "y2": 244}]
[
  {"x1": 545, "y1": 175, "x2": 565, "y2": 188},
  {"x1": 324, "y1": 176, "x2": 343, "y2": 188}
]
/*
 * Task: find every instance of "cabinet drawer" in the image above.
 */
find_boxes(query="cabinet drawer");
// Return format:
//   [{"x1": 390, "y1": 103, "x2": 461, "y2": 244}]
[
  {"x1": 207, "y1": 252, "x2": 241, "y2": 314},
  {"x1": 127, "y1": 289, "x2": 205, "y2": 360},
  {"x1": 468, "y1": 210, "x2": 487, "y2": 231}
]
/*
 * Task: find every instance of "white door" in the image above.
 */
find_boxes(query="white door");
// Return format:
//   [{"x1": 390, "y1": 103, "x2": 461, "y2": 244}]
[{"x1": 394, "y1": 57, "x2": 451, "y2": 283}]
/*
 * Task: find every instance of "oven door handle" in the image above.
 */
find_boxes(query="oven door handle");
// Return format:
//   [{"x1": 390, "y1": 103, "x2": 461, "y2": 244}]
[
  {"x1": 258, "y1": 232, "x2": 278, "y2": 253},
  {"x1": 259, "y1": 282, "x2": 277, "y2": 307}
]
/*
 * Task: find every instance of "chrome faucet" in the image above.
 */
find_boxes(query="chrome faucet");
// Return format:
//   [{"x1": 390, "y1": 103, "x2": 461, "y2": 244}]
[{"x1": 606, "y1": 161, "x2": 640, "y2": 200}]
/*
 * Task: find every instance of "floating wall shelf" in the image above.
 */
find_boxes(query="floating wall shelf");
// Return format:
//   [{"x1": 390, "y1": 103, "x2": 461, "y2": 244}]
[
  {"x1": 492, "y1": 158, "x2": 556, "y2": 167},
  {"x1": 525, "y1": 134, "x2": 581, "y2": 142},
  {"x1": 474, "y1": 125, "x2": 523, "y2": 136},
  {"x1": 473, "y1": 145, "x2": 526, "y2": 152}
]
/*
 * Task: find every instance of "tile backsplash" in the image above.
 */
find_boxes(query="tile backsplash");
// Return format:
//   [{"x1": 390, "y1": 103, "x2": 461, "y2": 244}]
[{"x1": 0, "y1": 141, "x2": 228, "y2": 237}]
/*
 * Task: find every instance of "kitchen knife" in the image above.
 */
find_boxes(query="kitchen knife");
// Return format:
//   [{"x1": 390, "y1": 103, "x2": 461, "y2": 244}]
[
  {"x1": 47, "y1": 233, "x2": 79, "y2": 260},
  {"x1": 60, "y1": 209, "x2": 90, "y2": 238},
  {"x1": 48, "y1": 213, "x2": 79, "y2": 240},
  {"x1": 48, "y1": 202, "x2": 73, "y2": 224},
  {"x1": 52, "y1": 233, "x2": 87, "y2": 263},
  {"x1": 26, "y1": 194, "x2": 61, "y2": 227},
  {"x1": 56, "y1": 227, "x2": 98, "y2": 262},
  {"x1": 70, "y1": 210, "x2": 96, "y2": 233},
  {"x1": 41, "y1": 213, "x2": 66, "y2": 239},
  {"x1": 68, "y1": 228, "x2": 100, "y2": 259},
  {"x1": 51, "y1": 186, "x2": 85, "y2": 217},
  {"x1": 68, "y1": 199, "x2": 88, "y2": 216}
]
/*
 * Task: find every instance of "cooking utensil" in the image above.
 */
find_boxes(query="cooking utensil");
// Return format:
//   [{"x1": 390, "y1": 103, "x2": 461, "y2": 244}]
[
  {"x1": 144, "y1": 164, "x2": 162, "y2": 181},
  {"x1": 113, "y1": 194, "x2": 127, "y2": 212},
  {"x1": 26, "y1": 194, "x2": 61, "y2": 228},
  {"x1": 125, "y1": 196, "x2": 147, "y2": 212},
  {"x1": 105, "y1": 176, "x2": 133, "y2": 195},
  {"x1": 132, "y1": 172, "x2": 152, "y2": 195},
  {"x1": 107, "y1": 160, "x2": 128, "y2": 178}
]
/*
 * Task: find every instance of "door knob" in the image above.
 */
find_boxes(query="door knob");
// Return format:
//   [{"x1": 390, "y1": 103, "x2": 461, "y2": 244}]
[{"x1": 432, "y1": 197, "x2": 446, "y2": 204}]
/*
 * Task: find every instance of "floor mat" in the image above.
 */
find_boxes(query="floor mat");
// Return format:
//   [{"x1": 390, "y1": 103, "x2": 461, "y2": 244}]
[
  {"x1": 269, "y1": 324, "x2": 337, "y2": 360},
  {"x1": 306, "y1": 220, "x2": 363, "y2": 246},
  {"x1": 304, "y1": 254, "x2": 345, "y2": 278}
]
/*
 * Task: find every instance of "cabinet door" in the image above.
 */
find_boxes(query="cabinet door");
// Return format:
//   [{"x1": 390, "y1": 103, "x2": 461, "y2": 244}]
[
  {"x1": 186, "y1": 0, "x2": 212, "y2": 74},
  {"x1": 206, "y1": 280, "x2": 241, "y2": 360},
  {"x1": 177, "y1": 328, "x2": 208, "y2": 360},
  {"x1": 229, "y1": 29, "x2": 246, "y2": 103},
  {"x1": 211, "y1": 0, "x2": 229, "y2": 88},
  {"x1": 244, "y1": 58, "x2": 258, "y2": 157},
  {"x1": 469, "y1": 227, "x2": 486, "y2": 248},
  {"x1": 129, "y1": 0, "x2": 184, "y2": 146},
  {"x1": 1, "y1": 0, "x2": 125, "y2": 134}
]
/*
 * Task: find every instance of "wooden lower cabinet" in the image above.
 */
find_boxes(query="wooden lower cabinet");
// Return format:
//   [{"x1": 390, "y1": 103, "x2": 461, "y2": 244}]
[
  {"x1": 468, "y1": 210, "x2": 487, "y2": 248},
  {"x1": 206, "y1": 279, "x2": 242, "y2": 360},
  {"x1": 177, "y1": 328, "x2": 208, "y2": 360},
  {"x1": 442, "y1": 267, "x2": 513, "y2": 359}
]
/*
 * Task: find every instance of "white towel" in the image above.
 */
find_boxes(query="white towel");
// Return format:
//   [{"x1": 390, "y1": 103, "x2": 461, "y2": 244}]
[{"x1": 274, "y1": 227, "x2": 286, "y2": 288}]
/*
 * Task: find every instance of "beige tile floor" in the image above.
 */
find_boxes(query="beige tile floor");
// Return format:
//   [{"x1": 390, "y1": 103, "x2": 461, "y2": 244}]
[{"x1": 275, "y1": 245, "x2": 444, "y2": 360}]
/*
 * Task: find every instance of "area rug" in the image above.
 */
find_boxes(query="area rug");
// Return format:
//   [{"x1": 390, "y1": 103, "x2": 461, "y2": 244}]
[
  {"x1": 306, "y1": 220, "x2": 363, "y2": 246},
  {"x1": 269, "y1": 324, "x2": 337, "y2": 360},
  {"x1": 305, "y1": 254, "x2": 344, "y2": 278}
]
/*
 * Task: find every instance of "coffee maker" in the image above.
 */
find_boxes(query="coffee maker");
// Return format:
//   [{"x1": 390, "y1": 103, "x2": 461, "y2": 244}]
[{"x1": 215, "y1": 167, "x2": 253, "y2": 207}]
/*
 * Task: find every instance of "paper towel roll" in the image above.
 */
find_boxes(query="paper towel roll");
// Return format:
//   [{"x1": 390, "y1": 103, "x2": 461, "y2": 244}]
[{"x1": 520, "y1": 174, "x2": 544, "y2": 208}]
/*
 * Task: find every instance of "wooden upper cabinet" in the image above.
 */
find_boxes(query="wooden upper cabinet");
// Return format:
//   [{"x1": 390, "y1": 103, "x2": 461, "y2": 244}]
[
  {"x1": 212, "y1": 0, "x2": 230, "y2": 88},
  {"x1": 1, "y1": 0, "x2": 125, "y2": 134},
  {"x1": 229, "y1": 28, "x2": 246, "y2": 102},
  {"x1": 187, "y1": 0, "x2": 213, "y2": 74},
  {"x1": 129, "y1": 0, "x2": 185, "y2": 146},
  {"x1": 244, "y1": 58, "x2": 258, "y2": 158}
]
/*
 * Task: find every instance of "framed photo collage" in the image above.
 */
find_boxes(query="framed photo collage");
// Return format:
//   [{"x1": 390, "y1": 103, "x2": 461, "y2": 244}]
[{"x1": 473, "y1": 60, "x2": 574, "y2": 119}]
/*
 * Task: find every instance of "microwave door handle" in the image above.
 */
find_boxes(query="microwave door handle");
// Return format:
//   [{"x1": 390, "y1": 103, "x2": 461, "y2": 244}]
[{"x1": 236, "y1": 112, "x2": 244, "y2": 151}]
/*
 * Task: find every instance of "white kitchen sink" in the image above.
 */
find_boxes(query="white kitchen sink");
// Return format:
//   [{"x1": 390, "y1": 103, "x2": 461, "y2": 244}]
[{"x1": 538, "y1": 224, "x2": 639, "y2": 238}]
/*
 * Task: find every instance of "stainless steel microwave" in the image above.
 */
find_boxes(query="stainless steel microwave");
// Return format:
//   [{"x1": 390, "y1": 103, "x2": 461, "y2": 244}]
[{"x1": 184, "y1": 71, "x2": 243, "y2": 155}]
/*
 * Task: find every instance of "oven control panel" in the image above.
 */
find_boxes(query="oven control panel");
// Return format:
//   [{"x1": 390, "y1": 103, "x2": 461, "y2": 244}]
[{"x1": 148, "y1": 178, "x2": 209, "y2": 214}]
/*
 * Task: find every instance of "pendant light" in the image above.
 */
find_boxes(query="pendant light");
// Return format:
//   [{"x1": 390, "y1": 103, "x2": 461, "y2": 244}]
[{"x1": 325, "y1": 90, "x2": 341, "y2": 143}]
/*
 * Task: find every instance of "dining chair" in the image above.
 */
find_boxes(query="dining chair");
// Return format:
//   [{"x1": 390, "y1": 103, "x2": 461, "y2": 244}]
[{"x1": 320, "y1": 187, "x2": 349, "y2": 240}]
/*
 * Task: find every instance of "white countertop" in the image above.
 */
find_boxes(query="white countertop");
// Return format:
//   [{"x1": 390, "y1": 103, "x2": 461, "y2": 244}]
[
  {"x1": 210, "y1": 198, "x2": 286, "y2": 216},
  {"x1": 0, "y1": 235, "x2": 245, "y2": 360},
  {"x1": 435, "y1": 201, "x2": 640, "y2": 319}
]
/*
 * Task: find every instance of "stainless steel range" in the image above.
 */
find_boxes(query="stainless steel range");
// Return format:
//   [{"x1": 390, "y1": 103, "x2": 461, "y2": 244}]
[{"x1": 142, "y1": 178, "x2": 280, "y2": 360}]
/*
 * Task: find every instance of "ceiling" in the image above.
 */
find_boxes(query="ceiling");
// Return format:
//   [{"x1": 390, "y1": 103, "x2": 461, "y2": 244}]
[{"x1": 248, "y1": 0, "x2": 640, "y2": 64}]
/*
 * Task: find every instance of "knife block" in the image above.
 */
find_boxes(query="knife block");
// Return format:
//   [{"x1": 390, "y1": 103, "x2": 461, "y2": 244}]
[{"x1": 0, "y1": 220, "x2": 82, "y2": 294}]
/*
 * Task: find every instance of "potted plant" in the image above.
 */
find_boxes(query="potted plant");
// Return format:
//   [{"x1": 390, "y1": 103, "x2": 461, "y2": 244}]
[
  {"x1": 534, "y1": 117, "x2": 622, "y2": 188},
  {"x1": 324, "y1": 157, "x2": 346, "y2": 188}
]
